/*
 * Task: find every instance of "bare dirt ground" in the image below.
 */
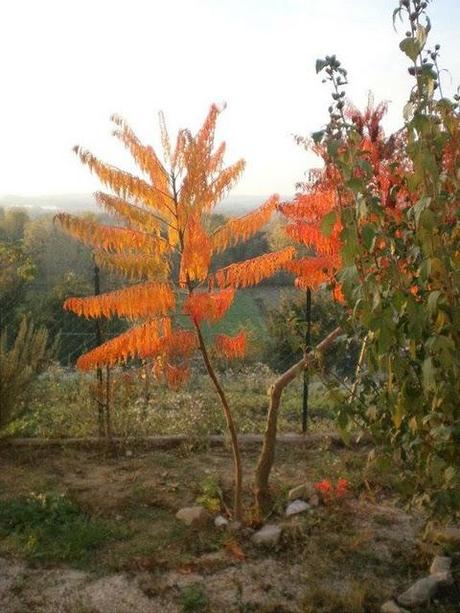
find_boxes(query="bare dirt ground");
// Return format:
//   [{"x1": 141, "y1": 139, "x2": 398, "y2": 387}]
[{"x1": 0, "y1": 441, "x2": 458, "y2": 612}]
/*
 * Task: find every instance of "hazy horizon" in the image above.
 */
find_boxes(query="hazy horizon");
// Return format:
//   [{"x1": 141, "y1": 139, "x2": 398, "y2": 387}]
[{"x1": 0, "y1": 192, "x2": 277, "y2": 216}]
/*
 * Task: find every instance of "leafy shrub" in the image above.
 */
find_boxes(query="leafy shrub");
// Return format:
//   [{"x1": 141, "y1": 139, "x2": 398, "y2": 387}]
[
  {"x1": 195, "y1": 475, "x2": 223, "y2": 513},
  {"x1": 0, "y1": 318, "x2": 56, "y2": 431},
  {"x1": 303, "y1": 0, "x2": 460, "y2": 513},
  {"x1": 263, "y1": 289, "x2": 356, "y2": 375}
]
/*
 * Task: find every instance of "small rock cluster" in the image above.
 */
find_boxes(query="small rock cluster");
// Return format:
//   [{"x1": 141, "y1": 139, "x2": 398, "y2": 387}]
[
  {"x1": 380, "y1": 554, "x2": 454, "y2": 611},
  {"x1": 175, "y1": 481, "x2": 318, "y2": 549}
]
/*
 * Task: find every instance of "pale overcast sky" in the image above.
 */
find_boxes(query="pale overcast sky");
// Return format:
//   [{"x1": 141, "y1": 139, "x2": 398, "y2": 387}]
[{"x1": 1, "y1": 0, "x2": 459, "y2": 198}]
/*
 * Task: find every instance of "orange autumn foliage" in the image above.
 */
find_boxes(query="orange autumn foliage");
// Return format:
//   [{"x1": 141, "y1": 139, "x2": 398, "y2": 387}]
[
  {"x1": 281, "y1": 100, "x2": 410, "y2": 297},
  {"x1": 183, "y1": 288, "x2": 235, "y2": 324},
  {"x1": 64, "y1": 282, "x2": 175, "y2": 320},
  {"x1": 213, "y1": 247, "x2": 295, "y2": 289},
  {"x1": 215, "y1": 331, "x2": 247, "y2": 359},
  {"x1": 57, "y1": 105, "x2": 293, "y2": 382}
]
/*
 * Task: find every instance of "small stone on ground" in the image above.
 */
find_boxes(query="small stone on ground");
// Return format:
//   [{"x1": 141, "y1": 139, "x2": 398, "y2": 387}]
[
  {"x1": 285, "y1": 499, "x2": 310, "y2": 517},
  {"x1": 175, "y1": 506, "x2": 210, "y2": 527},
  {"x1": 430, "y1": 555, "x2": 451, "y2": 575},
  {"x1": 214, "y1": 515, "x2": 228, "y2": 528},
  {"x1": 397, "y1": 575, "x2": 439, "y2": 608},
  {"x1": 251, "y1": 524, "x2": 282, "y2": 547}
]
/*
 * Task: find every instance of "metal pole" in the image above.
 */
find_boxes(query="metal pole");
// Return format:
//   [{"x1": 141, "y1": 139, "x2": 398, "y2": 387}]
[
  {"x1": 302, "y1": 287, "x2": 312, "y2": 433},
  {"x1": 93, "y1": 260, "x2": 105, "y2": 438}
]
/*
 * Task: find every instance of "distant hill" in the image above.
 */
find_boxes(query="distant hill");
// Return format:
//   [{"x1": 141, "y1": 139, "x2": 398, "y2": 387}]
[
  {"x1": 0, "y1": 193, "x2": 291, "y2": 218},
  {"x1": 0, "y1": 194, "x2": 96, "y2": 216}
]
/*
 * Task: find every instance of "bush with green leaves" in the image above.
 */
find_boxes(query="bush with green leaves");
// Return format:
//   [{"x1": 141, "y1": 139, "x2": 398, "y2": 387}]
[
  {"x1": 311, "y1": 0, "x2": 459, "y2": 513},
  {"x1": 0, "y1": 318, "x2": 56, "y2": 431},
  {"x1": 263, "y1": 289, "x2": 355, "y2": 375}
]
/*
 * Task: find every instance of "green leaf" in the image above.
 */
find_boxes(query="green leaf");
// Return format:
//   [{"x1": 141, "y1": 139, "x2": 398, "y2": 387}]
[
  {"x1": 320, "y1": 210, "x2": 336, "y2": 237},
  {"x1": 403, "y1": 101, "x2": 415, "y2": 122},
  {"x1": 419, "y1": 208, "x2": 435, "y2": 231},
  {"x1": 399, "y1": 37, "x2": 421, "y2": 62},
  {"x1": 315, "y1": 59, "x2": 327, "y2": 74},
  {"x1": 393, "y1": 395, "x2": 405, "y2": 429},
  {"x1": 311, "y1": 130, "x2": 325, "y2": 144},
  {"x1": 422, "y1": 358, "x2": 436, "y2": 392},
  {"x1": 327, "y1": 139, "x2": 340, "y2": 158},
  {"x1": 427, "y1": 291, "x2": 441, "y2": 316},
  {"x1": 357, "y1": 159, "x2": 373, "y2": 176},
  {"x1": 444, "y1": 466, "x2": 456, "y2": 485},
  {"x1": 412, "y1": 196, "x2": 431, "y2": 227},
  {"x1": 361, "y1": 224, "x2": 376, "y2": 251},
  {"x1": 347, "y1": 177, "x2": 364, "y2": 192},
  {"x1": 416, "y1": 25, "x2": 427, "y2": 50}
]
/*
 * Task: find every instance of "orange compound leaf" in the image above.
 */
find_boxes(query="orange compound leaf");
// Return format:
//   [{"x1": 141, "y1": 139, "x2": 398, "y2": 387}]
[
  {"x1": 285, "y1": 222, "x2": 341, "y2": 257},
  {"x1": 64, "y1": 282, "x2": 175, "y2": 320},
  {"x1": 183, "y1": 288, "x2": 235, "y2": 324},
  {"x1": 94, "y1": 192, "x2": 161, "y2": 234},
  {"x1": 76, "y1": 318, "x2": 171, "y2": 370},
  {"x1": 110, "y1": 115, "x2": 171, "y2": 194},
  {"x1": 94, "y1": 251, "x2": 169, "y2": 281},
  {"x1": 162, "y1": 329, "x2": 198, "y2": 357},
  {"x1": 179, "y1": 216, "x2": 212, "y2": 283},
  {"x1": 280, "y1": 190, "x2": 335, "y2": 222},
  {"x1": 55, "y1": 213, "x2": 166, "y2": 255},
  {"x1": 195, "y1": 103, "x2": 220, "y2": 158},
  {"x1": 211, "y1": 195, "x2": 278, "y2": 253},
  {"x1": 213, "y1": 247, "x2": 295, "y2": 289},
  {"x1": 286, "y1": 256, "x2": 339, "y2": 290},
  {"x1": 215, "y1": 331, "x2": 247, "y2": 359},
  {"x1": 73, "y1": 146, "x2": 173, "y2": 217},
  {"x1": 331, "y1": 283, "x2": 345, "y2": 303}
]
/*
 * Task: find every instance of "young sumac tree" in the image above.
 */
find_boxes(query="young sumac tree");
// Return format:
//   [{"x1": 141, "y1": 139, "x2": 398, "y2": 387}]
[{"x1": 56, "y1": 105, "x2": 294, "y2": 520}]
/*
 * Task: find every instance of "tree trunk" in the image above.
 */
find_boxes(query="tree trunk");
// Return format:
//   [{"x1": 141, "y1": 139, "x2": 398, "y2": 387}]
[
  {"x1": 254, "y1": 326, "x2": 341, "y2": 519},
  {"x1": 193, "y1": 321, "x2": 243, "y2": 522}
]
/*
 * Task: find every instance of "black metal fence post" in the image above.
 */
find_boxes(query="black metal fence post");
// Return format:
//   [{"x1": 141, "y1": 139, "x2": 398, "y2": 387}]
[{"x1": 302, "y1": 287, "x2": 312, "y2": 433}]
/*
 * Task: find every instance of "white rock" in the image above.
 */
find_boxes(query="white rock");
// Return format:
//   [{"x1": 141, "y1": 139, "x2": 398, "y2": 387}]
[
  {"x1": 251, "y1": 524, "x2": 282, "y2": 546},
  {"x1": 214, "y1": 515, "x2": 228, "y2": 528},
  {"x1": 397, "y1": 576, "x2": 439, "y2": 608},
  {"x1": 175, "y1": 506, "x2": 210, "y2": 527},
  {"x1": 286, "y1": 499, "x2": 310, "y2": 517},
  {"x1": 432, "y1": 571, "x2": 454, "y2": 586},
  {"x1": 430, "y1": 555, "x2": 451, "y2": 575},
  {"x1": 381, "y1": 600, "x2": 409, "y2": 613},
  {"x1": 287, "y1": 483, "x2": 315, "y2": 501}
]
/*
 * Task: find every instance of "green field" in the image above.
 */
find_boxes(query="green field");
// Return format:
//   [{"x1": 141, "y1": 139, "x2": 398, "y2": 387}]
[{"x1": 177, "y1": 286, "x2": 296, "y2": 340}]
